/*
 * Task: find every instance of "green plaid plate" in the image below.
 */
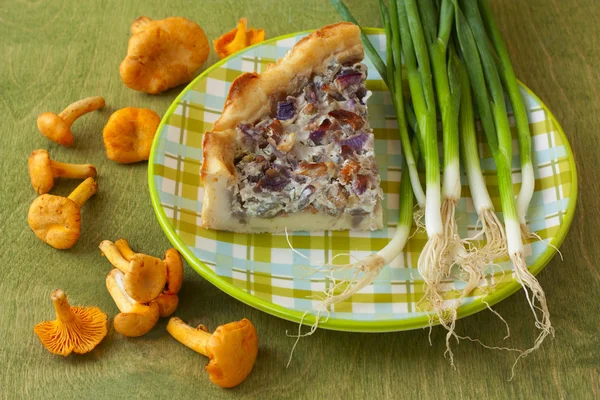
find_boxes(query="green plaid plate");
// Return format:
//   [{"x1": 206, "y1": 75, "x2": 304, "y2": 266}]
[{"x1": 148, "y1": 29, "x2": 577, "y2": 332}]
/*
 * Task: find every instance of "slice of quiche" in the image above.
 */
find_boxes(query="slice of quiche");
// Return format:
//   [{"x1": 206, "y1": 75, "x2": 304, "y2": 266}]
[{"x1": 201, "y1": 22, "x2": 383, "y2": 233}]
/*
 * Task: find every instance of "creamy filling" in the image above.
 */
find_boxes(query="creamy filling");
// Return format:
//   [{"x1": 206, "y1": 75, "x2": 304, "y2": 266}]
[{"x1": 231, "y1": 60, "x2": 382, "y2": 222}]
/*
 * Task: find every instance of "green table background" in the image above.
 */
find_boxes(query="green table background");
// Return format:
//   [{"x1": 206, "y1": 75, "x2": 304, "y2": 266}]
[{"x1": 1, "y1": 1, "x2": 598, "y2": 399}]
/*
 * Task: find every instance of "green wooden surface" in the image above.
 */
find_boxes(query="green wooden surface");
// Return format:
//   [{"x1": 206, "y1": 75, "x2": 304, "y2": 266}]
[{"x1": 0, "y1": 0, "x2": 598, "y2": 398}]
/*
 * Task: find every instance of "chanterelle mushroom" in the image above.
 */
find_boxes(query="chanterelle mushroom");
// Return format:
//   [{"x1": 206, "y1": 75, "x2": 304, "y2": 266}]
[
  {"x1": 214, "y1": 18, "x2": 265, "y2": 59},
  {"x1": 113, "y1": 239, "x2": 182, "y2": 317},
  {"x1": 34, "y1": 289, "x2": 108, "y2": 356},
  {"x1": 103, "y1": 107, "x2": 160, "y2": 163},
  {"x1": 167, "y1": 317, "x2": 258, "y2": 388},
  {"x1": 28, "y1": 149, "x2": 97, "y2": 194},
  {"x1": 99, "y1": 239, "x2": 167, "y2": 304},
  {"x1": 28, "y1": 177, "x2": 98, "y2": 249},
  {"x1": 119, "y1": 16, "x2": 209, "y2": 94},
  {"x1": 37, "y1": 96, "x2": 105, "y2": 146},
  {"x1": 106, "y1": 269, "x2": 160, "y2": 337}
]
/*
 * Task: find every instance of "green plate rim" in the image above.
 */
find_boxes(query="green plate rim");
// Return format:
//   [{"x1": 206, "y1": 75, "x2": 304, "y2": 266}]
[{"x1": 148, "y1": 27, "x2": 578, "y2": 333}]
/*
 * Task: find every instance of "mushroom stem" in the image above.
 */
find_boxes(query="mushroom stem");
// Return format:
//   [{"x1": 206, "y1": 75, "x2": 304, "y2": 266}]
[
  {"x1": 167, "y1": 317, "x2": 211, "y2": 356},
  {"x1": 50, "y1": 160, "x2": 97, "y2": 179},
  {"x1": 106, "y1": 270, "x2": 140, "y2": 313},
  {"x1": 99, "y1": 241, "x2": 131, "y2": 272},
  {"x1": 58, "y1": 96, "x2": 105, "y2": 126},
  {"x1": 67, "y1": 177, "x2": 98, "y2": 207},
  {"x1": 51, "y1": 289, "x2": 76, "y2": 324},
  {"x1": 115, "y1": 239, "x2": 135, "y2": 262}
]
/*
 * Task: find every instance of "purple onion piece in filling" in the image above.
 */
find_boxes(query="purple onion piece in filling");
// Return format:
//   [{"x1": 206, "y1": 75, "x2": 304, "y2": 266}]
[
  {"x1": 238, "y1": 123, "x2": 264, "y2": 146},
  {"x1": 238, "y1": 124, "x2": 260, "y2": 140},
  {"x1": 309, "y1": 119, "x2": 332, "y2": 145},
  {"x1": 277, "y1": 100, "x2": 296, "y2": 120},
  {"x1": 256, "y1": 166, "x2": 290, "y2": 192},
  {"x1": 340, "y1": 132, "x2": 370, "y2": 151},
  {"x1": 238, "y1": 123, "x2": 254, "y2": 135},
  {"x1": 334, "y1": 72, "x2": 363, "y2": 89}
]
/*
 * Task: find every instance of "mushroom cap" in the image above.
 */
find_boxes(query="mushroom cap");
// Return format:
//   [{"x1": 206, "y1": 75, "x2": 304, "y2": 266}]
[
  {"x1": 164, "y1": 248, "x2": 183, "y2": 295},
  {"x1": 113, "y1": 301, "x2": 160, "y2": 337},
  {"x1": 37, "y1": 112, "x2": 74, "y2": 147},
  {"x1": 28, "y1": 149, "x2": 54, "y2": 194},
  {"x1": 119, "y1": 16, "x2": 209, "y2": 94},
  {"x1": 123, "y1": 253, "x2": 167, "y2": 303},
  {"x1": 28, "y1": 194, "x2": 81, "y2": 249},
  {"x1": 34, "y1": 289, "x2": 108, "y2": 356},
  {"x1": 103, "y1": 107, "x2": 160, "y2": 163},
  {"x1": 153, "y1": 293, "x2": 179, "y2": 318},
  {"x1": 205, "y1": 319, "x2": 258, "y2": 388}
]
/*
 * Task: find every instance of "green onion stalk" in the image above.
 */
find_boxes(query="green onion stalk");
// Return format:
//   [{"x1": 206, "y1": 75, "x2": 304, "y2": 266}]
[
  {"x1": 386, "y1": 0, "x2": 427, "y2": 212},
  {"x1": 418, "y1": 0, "x2": 467, "y2": 267},
  {"x1": 419, "y1": 0, "x2": 460, "y2": 212},
  {"x1": 478, "y1": 0, "x2": 535, "y2": 238},
  {"x1": 453, "y1": 0, "x2": 552, "y2": 359},
  {"x1": 395, "y1": 0, "x2": 449, "y2": 321}
]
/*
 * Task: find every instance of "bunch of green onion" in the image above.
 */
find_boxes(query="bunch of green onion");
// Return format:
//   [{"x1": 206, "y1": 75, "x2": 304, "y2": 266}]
[{"x1": 325, "y1": 0, "x2": 551, "y2": 363}]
